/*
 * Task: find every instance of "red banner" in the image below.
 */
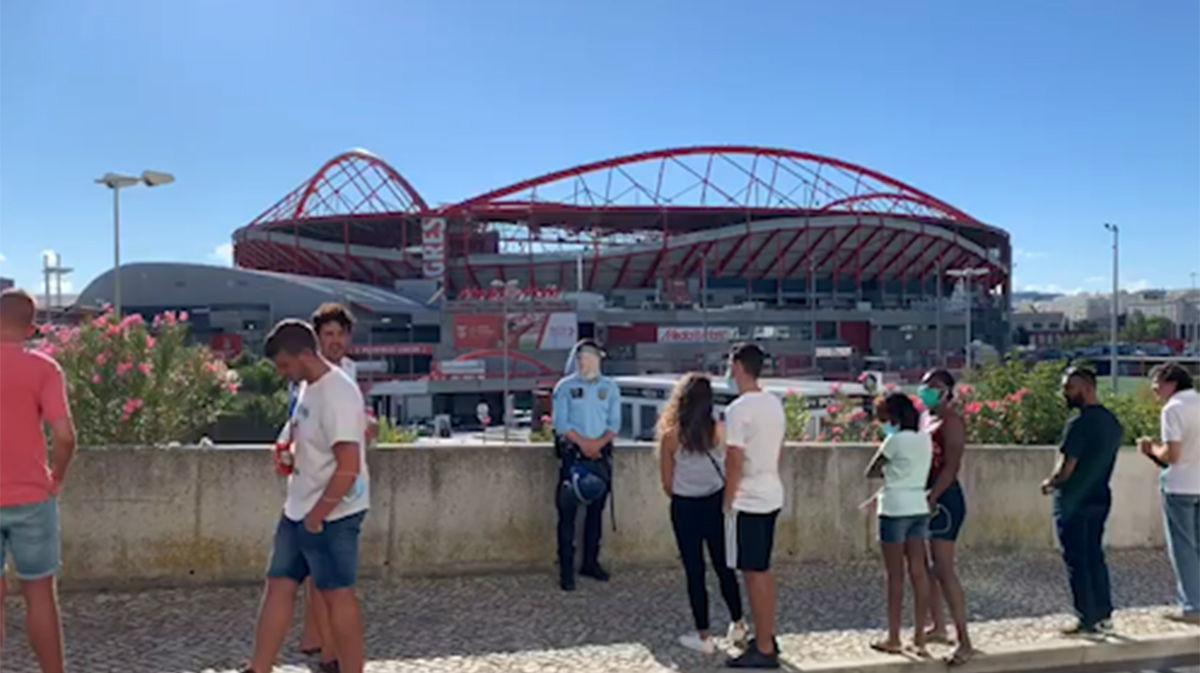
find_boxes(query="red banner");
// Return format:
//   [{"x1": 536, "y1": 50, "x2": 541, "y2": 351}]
[
  {"x1": 453, "y1": 313, "x2": 577, "y2": 350},
  {"x1": 209, "y1": 334, "x2": 244, "y2": 360}
]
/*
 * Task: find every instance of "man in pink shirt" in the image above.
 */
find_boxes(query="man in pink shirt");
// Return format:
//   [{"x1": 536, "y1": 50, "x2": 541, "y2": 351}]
[{"x1": 0, "y1": 289, "x2": 76, "y2": 673}]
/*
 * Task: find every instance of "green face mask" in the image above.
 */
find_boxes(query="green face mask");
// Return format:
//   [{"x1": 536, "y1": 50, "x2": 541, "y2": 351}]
[{"x1": 917, "y1": 385, "x2": 943, "y2": 410}]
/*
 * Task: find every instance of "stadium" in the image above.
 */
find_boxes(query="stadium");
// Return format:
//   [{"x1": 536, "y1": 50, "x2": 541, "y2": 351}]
[{"x1": 85, "y1": 145, "x2": 1011, "y2": 433}]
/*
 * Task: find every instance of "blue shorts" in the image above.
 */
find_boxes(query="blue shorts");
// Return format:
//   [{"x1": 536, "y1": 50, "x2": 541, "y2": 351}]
[
  {"x1": 879, "y1": 514, "x2": 930, "y2": 544},
  {"x1": 0, "y1": 498, "x2": 61, "y2": 580},
  {"x1": 266, "y1": 510, "x2": 366, "y2": 590}
]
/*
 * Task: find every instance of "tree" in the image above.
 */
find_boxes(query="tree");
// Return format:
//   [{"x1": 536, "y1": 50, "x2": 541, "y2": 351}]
[{"x1": 1121, "y1": 313, "x2": 1173, "y2": 342}]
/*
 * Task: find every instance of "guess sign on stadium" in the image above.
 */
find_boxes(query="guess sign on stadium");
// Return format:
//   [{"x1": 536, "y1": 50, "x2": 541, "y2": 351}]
[{"x1": 421, "y1": 217, "x2": 446, "y2": 280}]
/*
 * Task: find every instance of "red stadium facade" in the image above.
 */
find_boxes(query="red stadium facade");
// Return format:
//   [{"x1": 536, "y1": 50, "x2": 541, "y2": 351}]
[{"x1": 232, "y1": 146, "x2": 1011, "y2": 304}]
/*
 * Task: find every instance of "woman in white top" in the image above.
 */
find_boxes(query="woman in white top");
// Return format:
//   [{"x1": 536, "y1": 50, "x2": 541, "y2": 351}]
[
  {"x1": 865, "y1": 393, "x2": 933, "y2": 658},
  {"x1": 657, "y1": 373, "x2": 748, "y2": 655}
]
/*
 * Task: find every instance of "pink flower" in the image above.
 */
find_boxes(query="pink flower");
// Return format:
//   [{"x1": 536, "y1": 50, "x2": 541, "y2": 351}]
[
  {"x1": 958, "y1": 384, "x2": 975, "y2": 397},
  {"x1": 849, "y1": 409, "x2": 868, "y2": 422},
  {"x1": 91, "y1": 374, "x2": 102, "y2": 384},
  {"x1": 37, "y1": 343, "x2": 58, "y2": 358},
  {"x1": 857, "y1": 372, "x2": 869, "y2": 383},
  {"x1": 826, "y1": 404, "x2": 842, "y2": 415},
  {"x1": 121, "y1": 397, "x2": 145, "y2": 421},
  {"x1": 145, "y1": 335, "x2": 156, "y2": 349},
  {"x1": 179, "y1": 311, "x2": 189, "y2": 322},
  {"x1": 95, "y1": 352, "x2": 110, "y2": 366},
  {"x1": 38, "y1": 323, "x2": 55, "y2": 336},
  {"x1": 830, "y1": 382, "x2": 843, "y2": 395},
  {"x1": 139, "y1": 362, "x2": 153, "y2": 376},
  {"x1": 226, "y1": 383, "x2": 239, "y2": 395},
  {"x1": 830, "y1": 426, "x2": 844, "y2": 435},
  {"x1": 120, "y1": 314, "x2": 144, "y2": 330},
  {"x1": 540, "y1": 414, "x2": 552, "y2": 425},
  {"x1": 204, "y1": 361, "x2": 220, "y2": 374},
  {"x1": 116, "y1": 362, "x2": 133, "y2": 377},
  {"x1": 986, "y1": 400, "x2": 1002, "y2": 412},
  {"x1": 964, "y1": 402, "x2": 983, "y2": 415}
]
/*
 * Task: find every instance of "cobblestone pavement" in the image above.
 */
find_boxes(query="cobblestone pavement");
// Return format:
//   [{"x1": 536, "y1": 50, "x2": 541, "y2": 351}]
[{"x1": 3, "y1": 549, "x2": 1198, "y2": 672}]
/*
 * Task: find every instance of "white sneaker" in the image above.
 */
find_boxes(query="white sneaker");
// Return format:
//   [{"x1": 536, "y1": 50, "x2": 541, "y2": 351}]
[
  {"x1": 678, "y1": 632, "x2": 717, "y2": 654},
  {"x1": 726, "y1": 620, "x2": 750, "y2": 646}
]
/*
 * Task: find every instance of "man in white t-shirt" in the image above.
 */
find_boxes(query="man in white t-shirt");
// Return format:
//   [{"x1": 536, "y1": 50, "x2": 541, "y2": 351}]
[
  {"x1": 722, "y1": 343, "x2": 786, "y2": 669},
  {"x1": 295, "y1": 302, "x2": 373, "y2": 665},
  {"x1": 1139, "y1": 363, "x2": 1200, "y2": 625},
  {"x1": 243, "y1": 320, "x2": 369, "y2": 673}
]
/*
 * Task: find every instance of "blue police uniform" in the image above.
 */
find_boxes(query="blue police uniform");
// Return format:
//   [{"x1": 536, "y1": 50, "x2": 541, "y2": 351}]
[{"x1": 552, "y1": 372, "x2": 621, "y2": 588}]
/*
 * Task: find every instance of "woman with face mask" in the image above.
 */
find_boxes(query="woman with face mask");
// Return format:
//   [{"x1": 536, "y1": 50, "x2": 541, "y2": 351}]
[
  {"x1": 917, "y1": 369, "x2": 974, "y2": 666},
  {"x1": 865, "y1": 393, "x2": 933, "y2": 658}
]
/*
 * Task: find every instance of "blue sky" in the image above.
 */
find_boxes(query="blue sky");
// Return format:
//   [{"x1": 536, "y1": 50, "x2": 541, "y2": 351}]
[{"x1": 1, "y1": 1, "x2": 1197, "y2": 296}]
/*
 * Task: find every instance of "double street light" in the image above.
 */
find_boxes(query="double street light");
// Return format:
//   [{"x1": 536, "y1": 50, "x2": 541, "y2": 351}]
[
  {"x1": 946, "y1": 267, "x2": 989, "y2": 371},
  {"x1": 491, "y1": 278, "x2": 520, "y2": 445},
  {"x1": 95, "y1": 170, "x2": 175, "y2": 316},
  {"x1": 1103, "y1": 223, "x2": 1119, "y2": 390}
]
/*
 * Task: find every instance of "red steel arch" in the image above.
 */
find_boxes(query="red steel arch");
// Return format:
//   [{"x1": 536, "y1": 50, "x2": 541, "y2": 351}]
[
  {"x1": 248, "y1": 149, "x2": 428, "y2": 228},
  {"x1": 448, "y1": 145, "x2": 979, "y2": 227}
]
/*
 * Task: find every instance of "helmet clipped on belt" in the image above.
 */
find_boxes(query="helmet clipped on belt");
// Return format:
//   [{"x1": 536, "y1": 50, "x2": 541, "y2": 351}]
[{"x1": 567, "y1": 464, "x2": 608, "y2": 504}]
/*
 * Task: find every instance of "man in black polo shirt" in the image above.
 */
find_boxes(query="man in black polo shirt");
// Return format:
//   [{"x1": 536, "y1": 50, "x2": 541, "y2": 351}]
[{"x1": 1040, "y1": 367, "x2": 1123, "y2": 635}]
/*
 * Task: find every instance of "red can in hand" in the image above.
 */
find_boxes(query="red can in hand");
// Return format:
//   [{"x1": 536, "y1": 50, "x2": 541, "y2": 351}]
[{"x1": 274, "y1": 442, "x2": 295, "y2": 476}]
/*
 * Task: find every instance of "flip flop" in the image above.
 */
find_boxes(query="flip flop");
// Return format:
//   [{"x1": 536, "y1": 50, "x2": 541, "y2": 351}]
[
  {"x1": 870, "y1": 641, "x2": 904, "y2": 655},
  {"x1": 907, "y1": 644, "x2": 933, "y2": 659},
  {"x1": 924, "y1": 632, "x2": 954, "y2": 646},
  {"x1": 946, "y1": 647, "x2": 976, "y2": 667}
]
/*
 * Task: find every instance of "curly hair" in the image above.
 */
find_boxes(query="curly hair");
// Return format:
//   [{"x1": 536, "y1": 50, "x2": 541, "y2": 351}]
[
  {"x1": 657, "y1": 372, "x2": 716, "y2": 454},
  {"x1": 311, "y1": 302, "x2": 356, "y2": 333}
]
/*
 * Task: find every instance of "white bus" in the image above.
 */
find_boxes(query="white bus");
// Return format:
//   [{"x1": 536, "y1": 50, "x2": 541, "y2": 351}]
[{"x1": 613, "y1": 374, "x2": 871, "y2": 441}]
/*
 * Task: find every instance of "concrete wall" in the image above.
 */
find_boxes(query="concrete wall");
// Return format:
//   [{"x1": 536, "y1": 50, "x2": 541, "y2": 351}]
[{"x1": 55, "y1": 444, "x2": 1166, "y2": 589}]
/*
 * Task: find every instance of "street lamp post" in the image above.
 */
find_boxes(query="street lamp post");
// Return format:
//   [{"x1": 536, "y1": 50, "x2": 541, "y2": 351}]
[
  {"x1": 1104, "y1": 223, "x2": 1119, "y2": 390},
  {"x1": 491, "y1": 278, "x2": 519, "y2": 444},
  {"x1": 95, "y1": 170, "x2": 175, "y2": 316},
  {"x1": 947, "y1": 267, "x2": 989, "y2": 371}
]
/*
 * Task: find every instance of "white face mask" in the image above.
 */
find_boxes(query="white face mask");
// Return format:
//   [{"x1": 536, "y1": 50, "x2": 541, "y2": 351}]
[{"x1": 578, "y1": 352, "x2": 601, "y2": 380}]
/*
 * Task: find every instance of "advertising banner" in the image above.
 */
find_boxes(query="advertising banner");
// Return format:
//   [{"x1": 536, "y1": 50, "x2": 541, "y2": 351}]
[
  {"x1": 349, "y1": 343, "x2": 435, "y2": 357},
  {"x1": 656, "y1": 326, "x2": 740, "y2": 344},
  {"x1": 209, "y1": 333, "x2": 244, "y2": 360},
  {"x1": 454, "y1": 312, "x2": 577, "y2": 350}
]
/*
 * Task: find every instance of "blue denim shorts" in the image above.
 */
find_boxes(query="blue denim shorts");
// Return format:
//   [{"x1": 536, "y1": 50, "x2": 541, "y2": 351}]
[
  {"x1": 0, "y1": 498, "x2": 61, "y2": 580},
  {"x1": 266, "y1": 510, "x2": 366, "y2": 590},
  {"x1": 878, "y1": 514, "x2": 930, "y2": 544}
]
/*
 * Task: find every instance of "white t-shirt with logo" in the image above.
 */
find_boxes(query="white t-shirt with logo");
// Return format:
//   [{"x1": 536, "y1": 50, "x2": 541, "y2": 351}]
[
  {"x1": 725, "y1": 391, "x2": 786, "y2": 513},
  {"x1": 283, "y1": 366, "x2": 370, "y2": 522},
  {"x1": 1161, "y1": 388, "x2": 1200, "y2": 495}
]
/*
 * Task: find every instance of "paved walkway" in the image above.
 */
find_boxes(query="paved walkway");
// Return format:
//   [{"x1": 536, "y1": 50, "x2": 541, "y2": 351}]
[{"x1": 3, "y1": 549, "x2": 1197, "y2": 672}]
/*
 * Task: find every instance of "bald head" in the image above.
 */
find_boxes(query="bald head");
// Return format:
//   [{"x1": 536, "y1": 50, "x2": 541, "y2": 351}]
[{"x1": 0, "y1": 289, "x2": 37, "y2": 341}]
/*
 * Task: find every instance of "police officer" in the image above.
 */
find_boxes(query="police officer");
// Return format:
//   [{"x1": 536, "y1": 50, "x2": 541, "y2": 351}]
[{"x1": 553, "y1": 338, "x2": 621, "y2": 591}]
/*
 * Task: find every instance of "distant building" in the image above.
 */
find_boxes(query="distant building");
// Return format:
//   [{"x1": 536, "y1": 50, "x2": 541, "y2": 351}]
[
  {"x1": 1013, "y1": 310, "x2": 1066, "y2": 347},
  {"x1": 0, "y1": 277, "x2": 12, "y2": 291}
]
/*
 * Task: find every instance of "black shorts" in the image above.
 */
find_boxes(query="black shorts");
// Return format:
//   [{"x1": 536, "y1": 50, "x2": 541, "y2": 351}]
[
  {"x1": 929, "y1": 483, "x2": 966, "y2": 542},
  {"x1": 731, "y1": 509, "x2": 780, "y2": 572}
]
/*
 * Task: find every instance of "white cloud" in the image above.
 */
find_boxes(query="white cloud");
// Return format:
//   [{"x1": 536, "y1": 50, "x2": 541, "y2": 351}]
[
  {"x1": 1015, "y1": 248, "x2": 1048, "y2": 260},
  {"x1": 1017, "y1": 283, "x2": 1084, "y2": 295},
  {"x1": 209, "y1": 243, "x2": 234, "y2": 266},
  {"x1": 0, "y1": 252, "x2": 6, "y2": 264},
  {"x1": 1123, "y1": 278, "x2": 1152, "y2": 292},
  {"x1": 1084, "y1": 276, "x2": 1105, "y2": 285}
]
